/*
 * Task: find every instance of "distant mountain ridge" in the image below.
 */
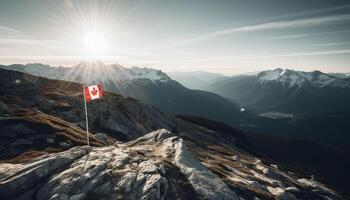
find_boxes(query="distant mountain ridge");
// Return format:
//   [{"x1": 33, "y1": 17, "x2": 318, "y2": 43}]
[
  {"x1": 205, "y1": 68, "x2": 350, "y2": 113},
  {"x1": 0, "y1": 62, "x2": 248, "y2": 128},
  {"x1": 167, "y1": 71, "x2": 227, "y2": 90},
  {"x1": 4, "y1": 62, "x2": 171, "y2": 88},
  {"x1": 258, "y1": 68, "x2": 350, "y2": 88},
  {"x1": 202, "y1": 68, "x2": 350, "y2": 154},
  {"x1": 328, "y1": 72, "x2": 350, "y2": 79}
]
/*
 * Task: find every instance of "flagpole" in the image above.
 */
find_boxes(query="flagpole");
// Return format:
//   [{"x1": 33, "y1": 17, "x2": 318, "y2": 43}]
[{"x1": 83, "y1": 84, "x2": 90, "y2": 146}]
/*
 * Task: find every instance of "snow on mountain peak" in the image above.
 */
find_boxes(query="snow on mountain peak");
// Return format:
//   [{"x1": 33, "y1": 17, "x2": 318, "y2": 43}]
[
  {"x1": 64, "y1": 61, "x2": 171, "y2": 85},
  {"x1": 129, "y1": 66, "x2": 170, "y2": 83},
  {"x1": 258, "y1": 68, "x2": 285, "y2": 81},
  {"x1": 0, "y1": 61, "x2": 172, "y2": 89},
  {"x1": 258, "y1": 68, "x2": 350, "y2": 88}
]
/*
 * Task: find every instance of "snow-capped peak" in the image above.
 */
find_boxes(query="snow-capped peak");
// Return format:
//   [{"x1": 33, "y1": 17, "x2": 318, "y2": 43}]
[
  {"x1": 128, "y1": 66, "x2": 170, "y2": 83},
  {"x1": 0, "y1": 61, "x2": 172, "y2": 88},
  {"x1": 64, "y1": 61, "x2": 171, "y2": 85},
  {"x1": 258, "y1": 68, "x2": 350, "y2": 88},
  {"x1": 258, "y1": 68, "x2": 285, "y2": 81}
]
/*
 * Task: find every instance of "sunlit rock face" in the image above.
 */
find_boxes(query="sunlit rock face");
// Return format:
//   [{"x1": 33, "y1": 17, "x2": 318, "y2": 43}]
[{"x1": 0, "y1": 130, "x2": 344, "y2": 200}]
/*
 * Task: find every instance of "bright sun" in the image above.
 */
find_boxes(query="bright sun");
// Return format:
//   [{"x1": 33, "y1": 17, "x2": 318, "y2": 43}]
[{"x1": 82, "y1": 31, "x2": 107, "y2": 56}]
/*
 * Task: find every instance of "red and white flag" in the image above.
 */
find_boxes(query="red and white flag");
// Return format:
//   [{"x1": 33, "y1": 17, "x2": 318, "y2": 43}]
[{"x1": 84, "y1": 84, "x2": 103, "y2": 102}]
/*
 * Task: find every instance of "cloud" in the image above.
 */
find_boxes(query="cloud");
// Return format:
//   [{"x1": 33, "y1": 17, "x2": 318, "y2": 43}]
[
  {"x1": 0, "y1": 38, "x2": 44, "y2": 46},
  {"x1": 164, "y1": 49, "x2": 350, "y2": 64},
  {"x1": 0, "y1": 26, "x2": 20, "y2": 33},
  {"x1": 175, "y1": 14, "x2": 350, "y2": 45},
  {"x1": 272, "y1": 3, "x2": 350, "y2": 20},
  {"x1": 0, "y1": 26, "x2": 25, "y2": 38},
  {"x1": 312, "y1": 41, "x2": 350, "y2": 47},
  {"x1": 260, "y1": 30, "x2": 350, "y2": 40},
  {"x1": 0, "y1": 25, "x2": 80, "y2": 55},
  {"x1": 249, "y1": 49, "x2": 350, "y2": 59}
]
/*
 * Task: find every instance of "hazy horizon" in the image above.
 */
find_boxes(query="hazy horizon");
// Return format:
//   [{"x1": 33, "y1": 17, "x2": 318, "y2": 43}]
[
  {"x1": 3, "y1": 61, "x2": 350, "y2": 76},
  {"x1": 1, "y1": 0, "x2": 350, "y2": 74}
]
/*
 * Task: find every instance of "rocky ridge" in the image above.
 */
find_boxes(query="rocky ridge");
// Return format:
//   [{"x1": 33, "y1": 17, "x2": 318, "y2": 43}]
[{"x1": 0, "y1": 129, "x2": 344, "y2": 200}]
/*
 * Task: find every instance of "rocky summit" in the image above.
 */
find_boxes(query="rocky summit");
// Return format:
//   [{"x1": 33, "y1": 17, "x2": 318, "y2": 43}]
[{"x1": 0, "y1": 129, "x2": 344, "y2": 200}]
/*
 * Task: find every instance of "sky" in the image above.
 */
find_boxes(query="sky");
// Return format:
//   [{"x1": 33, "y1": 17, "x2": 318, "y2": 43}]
[{"x1": 0, "y1": 0, "x2": 350, "y2": 75}]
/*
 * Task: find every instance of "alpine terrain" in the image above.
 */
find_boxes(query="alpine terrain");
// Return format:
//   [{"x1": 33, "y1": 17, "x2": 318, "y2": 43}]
[
  {"x1": 204, "y1": 68, "x2": 350, "y2": 113},
  {"x1": 202, "y1": 68, "x2": 350, "y2": 152},
  {"x1": 0, "y1": 68, "x2": 348, "y2": 199},
  {"x1": 0, "y1": 62, "x2": 248, "y2": 128},
  {"x1": 2, "y1": 0, "x2": 350, "y2": 199}
]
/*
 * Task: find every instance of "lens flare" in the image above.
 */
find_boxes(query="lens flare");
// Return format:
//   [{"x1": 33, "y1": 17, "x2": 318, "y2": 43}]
[{"x1": 82, "y1": 31, "x2": 107, "y2": 56}]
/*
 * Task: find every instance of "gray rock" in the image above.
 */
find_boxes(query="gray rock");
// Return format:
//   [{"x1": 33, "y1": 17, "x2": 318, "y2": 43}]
[
  {"x1": 50, "y1": 193, "x2": 69, "y2": 200},
  {"x1": 271, "y1": 164, "x2": 278, "y2": 169},
  {"x1": 59, "y1": 142, "x2": 71, "y2": 148},
  {"x1": 0, "y1": 146, "x2": 90, "y2": 199},
  {"x1": 267, "y1": 187, "x2": 296, "y2": 200},
  {"x1": 0, "y1": 129, "x2": 345, "y2": 200},
  {"x1": 69, "y1": 193, "x2": 86, "y2": 200},
  {"x1": 139, "y1": 160, "x2": 159, "y2": 174},
  {"x1": 159, "y1": 164, "x2": 166, "y2": 175},
  {"x1": 118, "y1": 173, "x2": 137, "y2": 192},
  {"x1": 172, "y1": 136, "x2": 239, "y2": 200},
  {"x1": 232, "y1": 155, "x2": 240, "y2": 161},
  {"x1": 47, "y1": 138, "x2": 55, "y2": 144},
  {"x1": 285, "y1": 187, "x2": 299, "y2": 193},
  {"x1": 133, "y1": 173, "x2": 146, "y2": 189},
  {"x1": 94, "y1": 132, "x2": 108, "y2": 143},
  {"x1": 255, "y1": 159, "x2": 262, "y2": 164}
]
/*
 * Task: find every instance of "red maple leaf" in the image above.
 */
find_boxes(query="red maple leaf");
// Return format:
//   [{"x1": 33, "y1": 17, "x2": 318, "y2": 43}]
[{"x1": 91, "y1": 87, "x2": 98, "y2": 96}]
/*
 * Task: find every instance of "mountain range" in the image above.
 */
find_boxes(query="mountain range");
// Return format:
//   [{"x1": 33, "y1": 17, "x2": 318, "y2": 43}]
[
  {"x1": 206, "y1": 69, "x2": 350, "y2": 150},
  {"x1": 329, "y1": 72, "x2": 350, "y2": 79},
  {"x1": 167, "y1": 71, "x2": 227, "y2": 90},
  {"x1": 2, "y1": 63, "x2": 350, "y2": 153},
  {"x1": 204, "y1": 68, "x2": 350, "y2": 114},
  {"x1": 159, "y1": 68, "x2": 350, "y2": 153},
  {"x1": 0, "y1": 62, "x2": 249, "y2": 129},
  {"x1": 0, "y1": 67, "x2": 349, "y2": 199}
]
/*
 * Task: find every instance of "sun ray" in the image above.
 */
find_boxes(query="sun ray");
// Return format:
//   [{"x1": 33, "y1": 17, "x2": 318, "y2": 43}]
[{"x1": 82, "y1": 31, "x2": 107, "y2": 56}]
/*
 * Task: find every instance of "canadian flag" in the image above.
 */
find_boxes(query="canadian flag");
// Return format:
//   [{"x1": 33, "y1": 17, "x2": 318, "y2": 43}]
[{"x1": 84, "y1": 84, "x2": 103, "y2": 102}]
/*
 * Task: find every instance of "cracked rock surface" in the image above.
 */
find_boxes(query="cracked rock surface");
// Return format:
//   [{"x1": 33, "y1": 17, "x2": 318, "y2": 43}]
[{"x1": 0, "y1": 129, "x2": 344, "y2": 200}]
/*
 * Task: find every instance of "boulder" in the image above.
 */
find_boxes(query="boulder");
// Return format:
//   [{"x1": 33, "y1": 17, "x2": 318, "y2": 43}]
[
  {"x1": 232, "y1": 155, "x2": 240, "y2": 161},
  {"x1": 0, "y1": 146, "x2": 91, "y2": 199},
  {"x1": 94, "y1": 132, "x2": 108, "y2": 143}
]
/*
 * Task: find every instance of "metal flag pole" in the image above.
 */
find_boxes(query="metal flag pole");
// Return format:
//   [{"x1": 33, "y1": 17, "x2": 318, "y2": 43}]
[{"x1": 83, "y1": 84, "x2": 90, "y2": 146}]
